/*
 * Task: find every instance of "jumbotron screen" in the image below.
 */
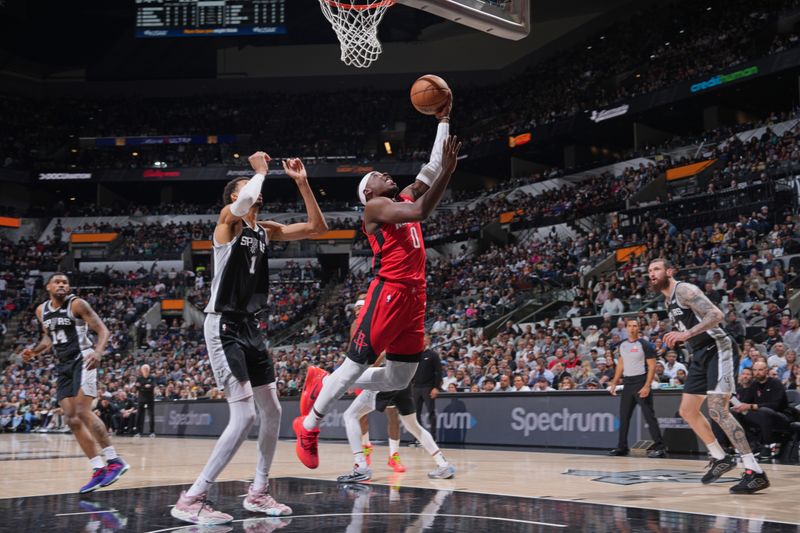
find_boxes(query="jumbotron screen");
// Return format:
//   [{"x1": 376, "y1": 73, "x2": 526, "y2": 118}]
[{"x1": 135, "y1": 0, "x2": 286, "y2": 38}]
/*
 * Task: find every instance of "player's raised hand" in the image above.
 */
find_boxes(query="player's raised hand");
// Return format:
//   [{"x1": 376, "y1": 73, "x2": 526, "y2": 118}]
[
  {"x1": 282, "y1": 158, "x2": 308, "y2": 184},
  {"x1": 441, "y1": 135, "x2": 462, "y2": 176},
  {"x1": 21, "y1": 348, "x2": 34, "y2": 362},
  {"x1": 436, "y1": 90, "x2": 452, "y2": 120},
  {"x1": 248, "y1": 151, "x2": 271, "y2": 175}
]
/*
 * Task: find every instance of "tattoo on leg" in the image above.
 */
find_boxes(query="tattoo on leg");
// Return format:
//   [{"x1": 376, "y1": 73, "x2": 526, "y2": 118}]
[
  {"x1": 708, "y1": 393, "x2": 751, "y2": 454},
  {"x1": 80, "y1": 410, "x2": 111, "y2": 447}
]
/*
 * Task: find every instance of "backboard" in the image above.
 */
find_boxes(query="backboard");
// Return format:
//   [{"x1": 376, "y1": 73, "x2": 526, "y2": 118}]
[{"x1": 397, "y1": 0, "x2": 530, "y2": 40}]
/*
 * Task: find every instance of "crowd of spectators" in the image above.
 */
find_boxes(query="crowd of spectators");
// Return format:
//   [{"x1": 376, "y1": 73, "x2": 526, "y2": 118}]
[
  {"x1": 3, "y1": 0, "x2": 799, "y2": 173},
  {"x1": 0, "y1": 236, "x2": 68, "y2": 348},
  {"x1": 3, "y1": 106, "x2": 800, "y2": 445}
]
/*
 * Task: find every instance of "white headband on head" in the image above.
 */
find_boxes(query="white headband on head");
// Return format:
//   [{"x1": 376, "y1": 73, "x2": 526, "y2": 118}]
[{"x1": 358, "y1": 171, "x2": 378, "y2": 206}]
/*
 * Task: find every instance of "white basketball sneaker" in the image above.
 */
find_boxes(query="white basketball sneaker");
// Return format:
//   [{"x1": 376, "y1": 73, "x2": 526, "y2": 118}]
[
  {"x1": 171, "y1": 490, "x2": 234, "y2": 525},
  {"x1": 244, "y1": 484, "x2": 293, "y2": 516}
]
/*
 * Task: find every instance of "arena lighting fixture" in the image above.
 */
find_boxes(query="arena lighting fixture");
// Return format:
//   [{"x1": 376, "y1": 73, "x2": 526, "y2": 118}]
[
  {"x1": 70, "y1": 148, "x2": 78, "y2": 153},
  {"x1": 132, "y1": 151, "x2": 139, "y2": 157},
  {"x1": 233, "y1": 153, "x2": 240, "y2": 159},
  {"x1": 384, "y1": 141, "x2": 393, "y2": 155}
]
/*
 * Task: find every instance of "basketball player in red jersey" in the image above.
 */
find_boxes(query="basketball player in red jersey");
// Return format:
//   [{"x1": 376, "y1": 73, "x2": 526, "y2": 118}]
[{"x1": 294, "y1": 96, "x2": 460, "y2": 469}]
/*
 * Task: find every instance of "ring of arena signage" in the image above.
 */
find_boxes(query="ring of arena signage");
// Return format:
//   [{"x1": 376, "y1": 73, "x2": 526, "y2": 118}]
[{"x1": 690, "y1": 66, "x2": 759, "y2": 93}]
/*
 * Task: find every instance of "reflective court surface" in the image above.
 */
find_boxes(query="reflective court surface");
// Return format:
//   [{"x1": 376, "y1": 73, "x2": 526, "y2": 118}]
[
  {"x1": 2, "y1": 434, "x2": 799, "y2": 532},
  {"x1": 4, "y1": 478, "x2": 800, "y2": 533}
]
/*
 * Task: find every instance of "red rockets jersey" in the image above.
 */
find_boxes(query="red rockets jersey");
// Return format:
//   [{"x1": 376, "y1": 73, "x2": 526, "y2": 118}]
[{"x1": 366, "y1": 194, "x2": 426, "y2": 286}]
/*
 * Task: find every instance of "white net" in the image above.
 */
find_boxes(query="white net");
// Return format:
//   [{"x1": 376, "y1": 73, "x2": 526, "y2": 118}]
[{"x1": 318, "y1": 0, "x2": 394, "y2": 69}]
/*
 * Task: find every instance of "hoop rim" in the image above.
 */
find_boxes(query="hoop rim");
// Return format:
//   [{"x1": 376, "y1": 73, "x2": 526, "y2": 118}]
[{"x1": 322, "y1": 0, "x2": 395, "y2": 11}]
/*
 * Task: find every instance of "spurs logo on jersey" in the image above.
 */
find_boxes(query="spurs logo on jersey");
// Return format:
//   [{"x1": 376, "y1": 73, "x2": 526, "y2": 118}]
[
  {"x1": 205, "y1": 223, "x2": 269, "y2": 315},
  {"x1": 40, "y1": 295, "x2": 92, "y2": 363},
  {"x1": 667, "y1": 282, "x2": 727, "y2": 350},
  {"x1": 667, "y1": 307, "x2": 687, "y2": 332}
]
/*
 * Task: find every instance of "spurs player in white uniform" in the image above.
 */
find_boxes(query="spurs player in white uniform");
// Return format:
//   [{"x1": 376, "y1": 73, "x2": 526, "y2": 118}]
[{"x1": 172, "y1": 152, "x2": 328, "y2": 525}]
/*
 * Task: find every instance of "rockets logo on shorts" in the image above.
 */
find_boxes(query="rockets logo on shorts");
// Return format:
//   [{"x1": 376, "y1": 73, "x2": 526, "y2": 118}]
[{"x1": 353, "y1": 330, "x2": 368, "y2": 353}]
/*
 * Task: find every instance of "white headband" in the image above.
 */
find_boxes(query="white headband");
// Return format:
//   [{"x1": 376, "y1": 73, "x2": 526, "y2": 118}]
[
  {"x1": 358, "y1": 171, "x2": 378, "y2": 206},
  {"x1": 354, "y1": 299, "x2": 365, "y2": 307}
]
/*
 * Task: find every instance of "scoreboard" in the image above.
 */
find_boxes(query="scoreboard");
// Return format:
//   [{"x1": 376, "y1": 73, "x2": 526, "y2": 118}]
[{"x1": 135, "y1": 0, "x2": 287, "y2": 38}]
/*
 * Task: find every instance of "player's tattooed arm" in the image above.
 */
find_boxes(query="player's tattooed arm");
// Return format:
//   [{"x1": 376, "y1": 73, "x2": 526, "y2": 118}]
[
  {"x1": 675, "y1": 283, "x2": 724, "y2": 339},
  {"x1": 708, "y1": 393, "x2": 752, "y2": 454},
  {"x1": 401, "y1": 180, "x2": 430, "y2": 201},
  {"x1": 72, "y1": 298, "x2": 110, "y2": 369}
]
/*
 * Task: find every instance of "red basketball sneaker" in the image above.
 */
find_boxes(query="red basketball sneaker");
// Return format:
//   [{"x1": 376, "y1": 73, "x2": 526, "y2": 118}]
[
  {"x1": 300, "y1": 366, "x2": 328, "y2": 417},
  {"x1": 293, "y1": 416, "x2": 320, "y2": 469},
  {"x1": 387, "y1": 452, "x2": 406, "y2": 473}
]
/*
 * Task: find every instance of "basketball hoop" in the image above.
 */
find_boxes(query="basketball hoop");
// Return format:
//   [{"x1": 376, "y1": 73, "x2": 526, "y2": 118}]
[{"x1": 318, "y1": 0, "x2": 395, "y2": 69}]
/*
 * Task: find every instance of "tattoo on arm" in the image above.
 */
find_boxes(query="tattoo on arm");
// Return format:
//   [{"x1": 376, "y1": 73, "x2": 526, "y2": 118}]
[
  {"x1": 708, "y1": 393, "x2": 752, "y2": 454},
  {"x1": 73, "y1": 299, "x2": 109, "y2": 354},
  {"x1": 404, "y1": 181, "x2": 429, "y2": 201},
  {"x1": 676, "y1": 283, "x2": 724, "y2": 338}
]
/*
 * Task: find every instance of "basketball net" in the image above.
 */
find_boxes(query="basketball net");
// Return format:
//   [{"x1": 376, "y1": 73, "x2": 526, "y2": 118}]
[{"x1": 318, "y1": 0, "x2": 394, "y2": 69}]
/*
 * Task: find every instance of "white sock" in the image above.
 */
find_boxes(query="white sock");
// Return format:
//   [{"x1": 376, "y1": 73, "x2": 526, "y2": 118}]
[
  {"x1": 432, "y1": 451, "x2": 448, "y2": 467},
  {"x1": 303, "y1": 411, "x2": 322, "y2": 431},
  {"x1": 354, "y1": 452, "x2": 368, "y2": 470},
  {"x1": 705, "y1": 440, "x2": 726, "y2": 460},
  {"x1": 90, "y1": 456, "x2": 105, "y2": 470},
  {"x1": 361, "y1": 432, "x2": 371, "y2": 446},
  {"x1": 741, "y1": 453, "x2": 763, "y2": 473},
  {"x1": 187, "y1": 398, "x2": 256, "y2": 497},
  {"x1": 253, "y1": 384, "x2": 280, "y2": 492},
  {"x1": 101, "y1": 446, "x2": 118, "y2": 461},
  {"x1": 389, "y1": 439, "x2": 400, "y2": 455}
]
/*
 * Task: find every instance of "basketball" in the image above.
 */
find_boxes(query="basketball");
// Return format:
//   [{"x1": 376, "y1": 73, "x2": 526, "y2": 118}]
[{"x1": 410, "y1": 74, "x2": 451, "y2": 115}]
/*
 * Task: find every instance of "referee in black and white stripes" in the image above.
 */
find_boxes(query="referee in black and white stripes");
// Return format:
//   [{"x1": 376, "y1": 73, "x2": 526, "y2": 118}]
[{"x1": 607, "y1": 317, "x2": 666, "y2": 458}]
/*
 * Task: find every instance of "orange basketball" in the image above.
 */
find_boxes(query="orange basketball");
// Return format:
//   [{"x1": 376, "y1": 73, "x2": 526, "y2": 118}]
[{"x1": 410, "y1": 74, "x2": 451, "y2": 115}]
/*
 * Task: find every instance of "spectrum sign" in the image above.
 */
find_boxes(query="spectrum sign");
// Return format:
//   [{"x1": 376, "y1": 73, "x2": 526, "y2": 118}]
[{"x1": 690, "y1": 66, "x2": 759, "y2": 93}]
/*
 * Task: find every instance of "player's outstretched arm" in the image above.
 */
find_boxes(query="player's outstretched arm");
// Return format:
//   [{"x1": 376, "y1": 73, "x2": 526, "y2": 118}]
[
  {"x1": 401, "y1": 93, "x2": 453, "y2": 201},
  {"x1": 72, "y1": 298, "x2": 110, "y2": 370},
  {"x1": 21, "y1": 305, "x2": 52, "y2": 363},
  {"x1": 663, "y1": 283, "x2": 724, "y2": 348},
  {"x1": 259, "y1": 158, "x2": 329, "y2": 241},
  {"x1": 216, "y1": 151, "x2": 270, "y2": 243},
  {"x1": 365, "y1": 135, "x2": 461, "y2": 226}
]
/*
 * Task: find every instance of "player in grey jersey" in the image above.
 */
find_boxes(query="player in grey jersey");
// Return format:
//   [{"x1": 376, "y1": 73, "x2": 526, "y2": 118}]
[
  {"x1": 172, "y1": 152, "x2": 328, "y2": 526},
  {"x1": 649, "y1": 259, "x2": 769, "y2": 494}
]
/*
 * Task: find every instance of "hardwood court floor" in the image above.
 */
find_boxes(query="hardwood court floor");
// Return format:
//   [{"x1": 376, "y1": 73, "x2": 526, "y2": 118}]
[{"x1": 1, "y1": 434, "x2": 798, "y2": 527}]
